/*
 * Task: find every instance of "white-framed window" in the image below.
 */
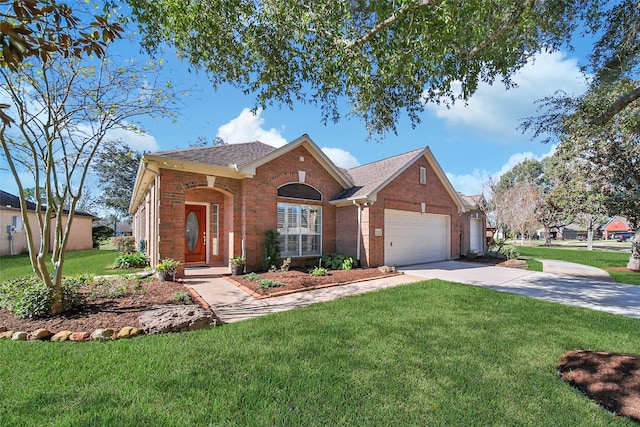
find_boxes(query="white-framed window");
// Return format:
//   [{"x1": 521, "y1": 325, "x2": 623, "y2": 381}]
[
  {"x1": 212, "y1": 204, "x2": 219, "y2": 256},
  {"x1": 277, "y1": 202, "x2": 322, "y2": 256},
  {"x1": 420, "y1": 166, "x2": 427, "y2": 185}
]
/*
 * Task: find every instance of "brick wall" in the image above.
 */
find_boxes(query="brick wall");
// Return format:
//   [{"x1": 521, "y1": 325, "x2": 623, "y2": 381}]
[
  {"x1": 244, "y1": 145, "x2": 344, "y2": 270},
  {"x1": 368, "y1": 156, "x2": 461, "y2": 266}
]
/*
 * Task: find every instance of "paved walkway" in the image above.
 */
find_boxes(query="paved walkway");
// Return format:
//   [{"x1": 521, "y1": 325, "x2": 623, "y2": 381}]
[
  {"x1": 185, "y1": 270, "x2": 422, "y2": 323},
  {"x1": 185, "y1": 260, "x2": 640, "y2": 323}
]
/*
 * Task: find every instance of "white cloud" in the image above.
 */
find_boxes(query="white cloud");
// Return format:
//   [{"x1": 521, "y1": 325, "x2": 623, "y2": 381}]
[
  {"x1": 447, "y1": 144, "x2": 557, "y2": 195},
  {"x1": 216, "y1": 108, "x2": 361, "y2": 169},
  {"x1": 321, "y1": 147, "x2": 360, "y2": 169},
  {"x1": 427, "y1": 51, "x2": 590, "y2": 141},
  {"x1": 217, "y1": 108, "x2": 287, "y2": 147},
  {"x1": 105, "y1": 127, "x2": 159, "y2": 152}
]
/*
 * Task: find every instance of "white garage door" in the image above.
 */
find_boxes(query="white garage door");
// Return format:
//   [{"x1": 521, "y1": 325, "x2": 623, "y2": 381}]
[{"x1": 384, "y1": 209, "x2": 450, "y2": 266}]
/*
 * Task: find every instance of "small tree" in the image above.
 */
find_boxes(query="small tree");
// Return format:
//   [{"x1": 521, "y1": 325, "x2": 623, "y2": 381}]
[{"x1": 0, "y1": 4, "x2": 177, "y2": 314}]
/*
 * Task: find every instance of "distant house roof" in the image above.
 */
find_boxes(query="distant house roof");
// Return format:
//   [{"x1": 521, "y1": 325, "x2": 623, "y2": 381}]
[
  {"x1": 0, "y1": 190, "x2": 95, "y2": 218},
  {"x1": 457, "y1": 193, "x2": 485, "y2": 211},
  {"x1": 0, "y1": 190, "x2": 37, "y2": 211}
]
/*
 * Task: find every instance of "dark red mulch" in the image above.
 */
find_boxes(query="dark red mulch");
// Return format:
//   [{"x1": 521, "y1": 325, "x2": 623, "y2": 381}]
[
  {"x1": 232, "y1": 268, "x2": 398, "y2": 297},
  {"x1": 559, "y1": 350, "x2": 640, "y2": 422},
  {"x1": 0, "y1": 278, "x2": 191, "y2": 334}
]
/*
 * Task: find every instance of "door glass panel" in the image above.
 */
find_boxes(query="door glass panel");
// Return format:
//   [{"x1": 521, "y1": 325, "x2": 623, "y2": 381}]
[{"x1": 186, "y1": 211, "x2": 198, "y2": 252}]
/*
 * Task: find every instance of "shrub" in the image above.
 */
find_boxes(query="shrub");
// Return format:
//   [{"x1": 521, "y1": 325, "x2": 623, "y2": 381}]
[
  {"x1": 0, "y1": 276, "x2": 83, "y2": 318},
  {"x1": 310, "y1": 266, "x2": 328, "y2": 276},
  {"x1": 280, "y1": 257, "x2": 291, "y2": 272},
  {"x1": 115, "y1": 252, "x2": 150, "y2": 269},
  {"x1": 92, "y1": 225, "x2": 114, "y2": 249},
  {"x1": 243, "y1": 272, "x2": 263, "y2": 281},
  {"x1": 320, "y1": 253, "x2": 356, "y2": 270},
  {"x1": 466, "y1": 251, "x2": 478, "y2": 260},
  {"x1": 170, "y1": 291, "x2": 192, "y2": 304},
  {"x1": 258, "y1": 279, "x2": 285, "y2": 289},
  {"x1": 85, "y1": 277, "x2": 130, "y2": 300},
  {"x1": 113, "y1": 236, "x2": 136, "y2": 254},
  {"x1": 501, "y1": 245, "x2": 519, "y2": 260}
]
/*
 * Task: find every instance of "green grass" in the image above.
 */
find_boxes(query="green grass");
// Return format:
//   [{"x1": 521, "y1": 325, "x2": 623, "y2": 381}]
[
  {"x1": 0, "y1": 250, "x2": 147, "y2": 282},
  {"x1": 0, "y1": 280, "x2": 638, "y2": 425},
  {"x1": 516, "y1": 245, "x2": 640, "y2": 285},
  {"x1": 525, "y1": 258, "x2": 544, "y2": 271}
]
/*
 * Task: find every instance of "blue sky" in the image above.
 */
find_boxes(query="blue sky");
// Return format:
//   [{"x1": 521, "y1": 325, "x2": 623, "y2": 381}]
[{"x1": 1, "y1": 23, "x2": 593, "y2": 198}]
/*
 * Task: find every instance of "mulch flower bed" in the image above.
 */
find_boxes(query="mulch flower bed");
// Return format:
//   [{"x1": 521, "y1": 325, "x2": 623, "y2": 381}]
[{"x1": 230, "y1": 268, "x2": 399, "y2": 298}]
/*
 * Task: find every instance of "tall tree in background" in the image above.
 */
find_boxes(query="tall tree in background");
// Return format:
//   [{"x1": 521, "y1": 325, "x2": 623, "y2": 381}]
[
  {"x1": 492, "y1": 183, "x2": 540, "y2": 246},
  {"x1": 94, "y1": 141, "x2": 143, "y2": 220},
  {"x1": 0, "y1": 1, "x2": 177, "y2": 314},
  {"x1": 497, "y1": 158, "x2": 570, "y2": 246},
  {"x1": 126, "y1": 0, "x2": 598, "y2": 138},
  {"x1": 553, "y1": 141, "x2": 609, "y2": 251}
]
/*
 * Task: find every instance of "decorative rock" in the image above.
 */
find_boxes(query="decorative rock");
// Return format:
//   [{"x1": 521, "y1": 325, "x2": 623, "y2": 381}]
[
  {"x1": 70, "y1": 331, "x2": 91, "y2": 341},
  {"x1": 51, "y1": 331, "x2": 73, "y2": 342},
  {"x1": 11, "y1": 331, "x2": 28, "y2": 341},
  {"x1": 139, "y1": 304, "x2": 214, "y2": 334},
  {"x1": 117, "y1": 326, "x2": 141, "y2": 338},
  {"x1": 90, "y1": 328, "x2": 118, "y2": 341},
  {"x1": 29, "y1": 328, "x2": 52, "y2": 340},
  {"x1": 0, "y1": 330, "x2": 15, "y2": 339},
  {"x1": 378, "y1": 265, "x2": 396, "y2": 273}
]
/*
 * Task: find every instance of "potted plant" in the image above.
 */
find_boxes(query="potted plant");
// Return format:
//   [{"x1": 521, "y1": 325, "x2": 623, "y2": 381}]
[
  {"x1": 230, "y1": 255, "x2": 246, "y2": 276},
  {"x1": 156, "y1": 258, "x2": 180, "y2": 281}
]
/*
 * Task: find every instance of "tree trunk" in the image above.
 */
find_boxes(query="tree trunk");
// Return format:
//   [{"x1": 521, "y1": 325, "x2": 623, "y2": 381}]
[
  {"x1": 628, "y1": 229, "x2": 640, "y2": 272},
  {"x1": 543, "y1": 224, "x2": 551, "y2": 246},
  {"x1": 586, "y1": 228, "x2": 593, "y2": 251}
]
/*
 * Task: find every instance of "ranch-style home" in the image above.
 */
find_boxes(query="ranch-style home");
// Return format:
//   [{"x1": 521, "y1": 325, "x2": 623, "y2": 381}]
[{"x1": 129, "y1": 134, "x2": 485, "y2": 276}]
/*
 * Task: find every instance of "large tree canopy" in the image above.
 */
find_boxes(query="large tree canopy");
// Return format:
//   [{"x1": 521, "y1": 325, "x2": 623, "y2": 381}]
[{"x1": 126, "y1": 0, "x2": 597, "y2": 137}]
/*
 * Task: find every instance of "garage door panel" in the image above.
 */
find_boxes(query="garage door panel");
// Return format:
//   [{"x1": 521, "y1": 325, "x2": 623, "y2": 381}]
[{"x1": 384, "y1": 209, "x2": 450, "y2": 266}]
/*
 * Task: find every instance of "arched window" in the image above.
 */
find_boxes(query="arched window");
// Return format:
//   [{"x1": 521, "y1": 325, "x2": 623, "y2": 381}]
[{"x1": 277, "y1": 183, "x2": 322, "y2": 201}]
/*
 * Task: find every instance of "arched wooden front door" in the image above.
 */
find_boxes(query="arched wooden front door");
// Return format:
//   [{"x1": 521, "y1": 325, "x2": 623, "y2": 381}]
[{"x1": 185, "y1": 204, "x2": 206, "y2": 263}]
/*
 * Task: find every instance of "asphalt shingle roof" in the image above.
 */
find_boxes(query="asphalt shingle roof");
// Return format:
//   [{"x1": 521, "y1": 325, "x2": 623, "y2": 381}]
[
  {"x1": 332, "y1": 148, "x2": 425, "y2": 201},
  {"x1": 153, "y1": 142, "x2": 277, "y2": 168}
]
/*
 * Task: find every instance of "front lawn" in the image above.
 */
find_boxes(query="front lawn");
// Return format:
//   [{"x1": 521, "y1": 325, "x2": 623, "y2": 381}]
[
  {"x1": 0, "y1": 250, "x2": 148, "y2": 282},
  {"x1": 517, "y1": 245, "x2": 640, "y2": 285},
  {"x1": 1, "y1": 280, "x2": 638, "y2": 425}
]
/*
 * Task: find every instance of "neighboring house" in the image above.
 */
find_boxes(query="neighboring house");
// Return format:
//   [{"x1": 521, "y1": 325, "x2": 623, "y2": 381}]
[
  {"x1": 601, "y1": 216, "x2": 632, "y2": 240},
  {"x1": 129, "y1": 134, "x2": 484, "y2": 275},
  {"x1": 556, "y1": 223, "x2": 603, "y2": 240},
  {"x1": 0, "y1": 190, "x2": 95, "y2": 256}
]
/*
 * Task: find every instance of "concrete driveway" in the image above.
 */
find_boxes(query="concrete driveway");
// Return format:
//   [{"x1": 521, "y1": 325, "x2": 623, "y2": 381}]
[{"x1": 400, "y1": 260, "x2": 640, "y2": 319}]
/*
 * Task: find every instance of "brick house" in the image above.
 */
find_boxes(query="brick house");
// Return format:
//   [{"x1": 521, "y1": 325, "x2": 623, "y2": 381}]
[{"x1": 129, "y1": 134, "x2": 484, "y2": 276}]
